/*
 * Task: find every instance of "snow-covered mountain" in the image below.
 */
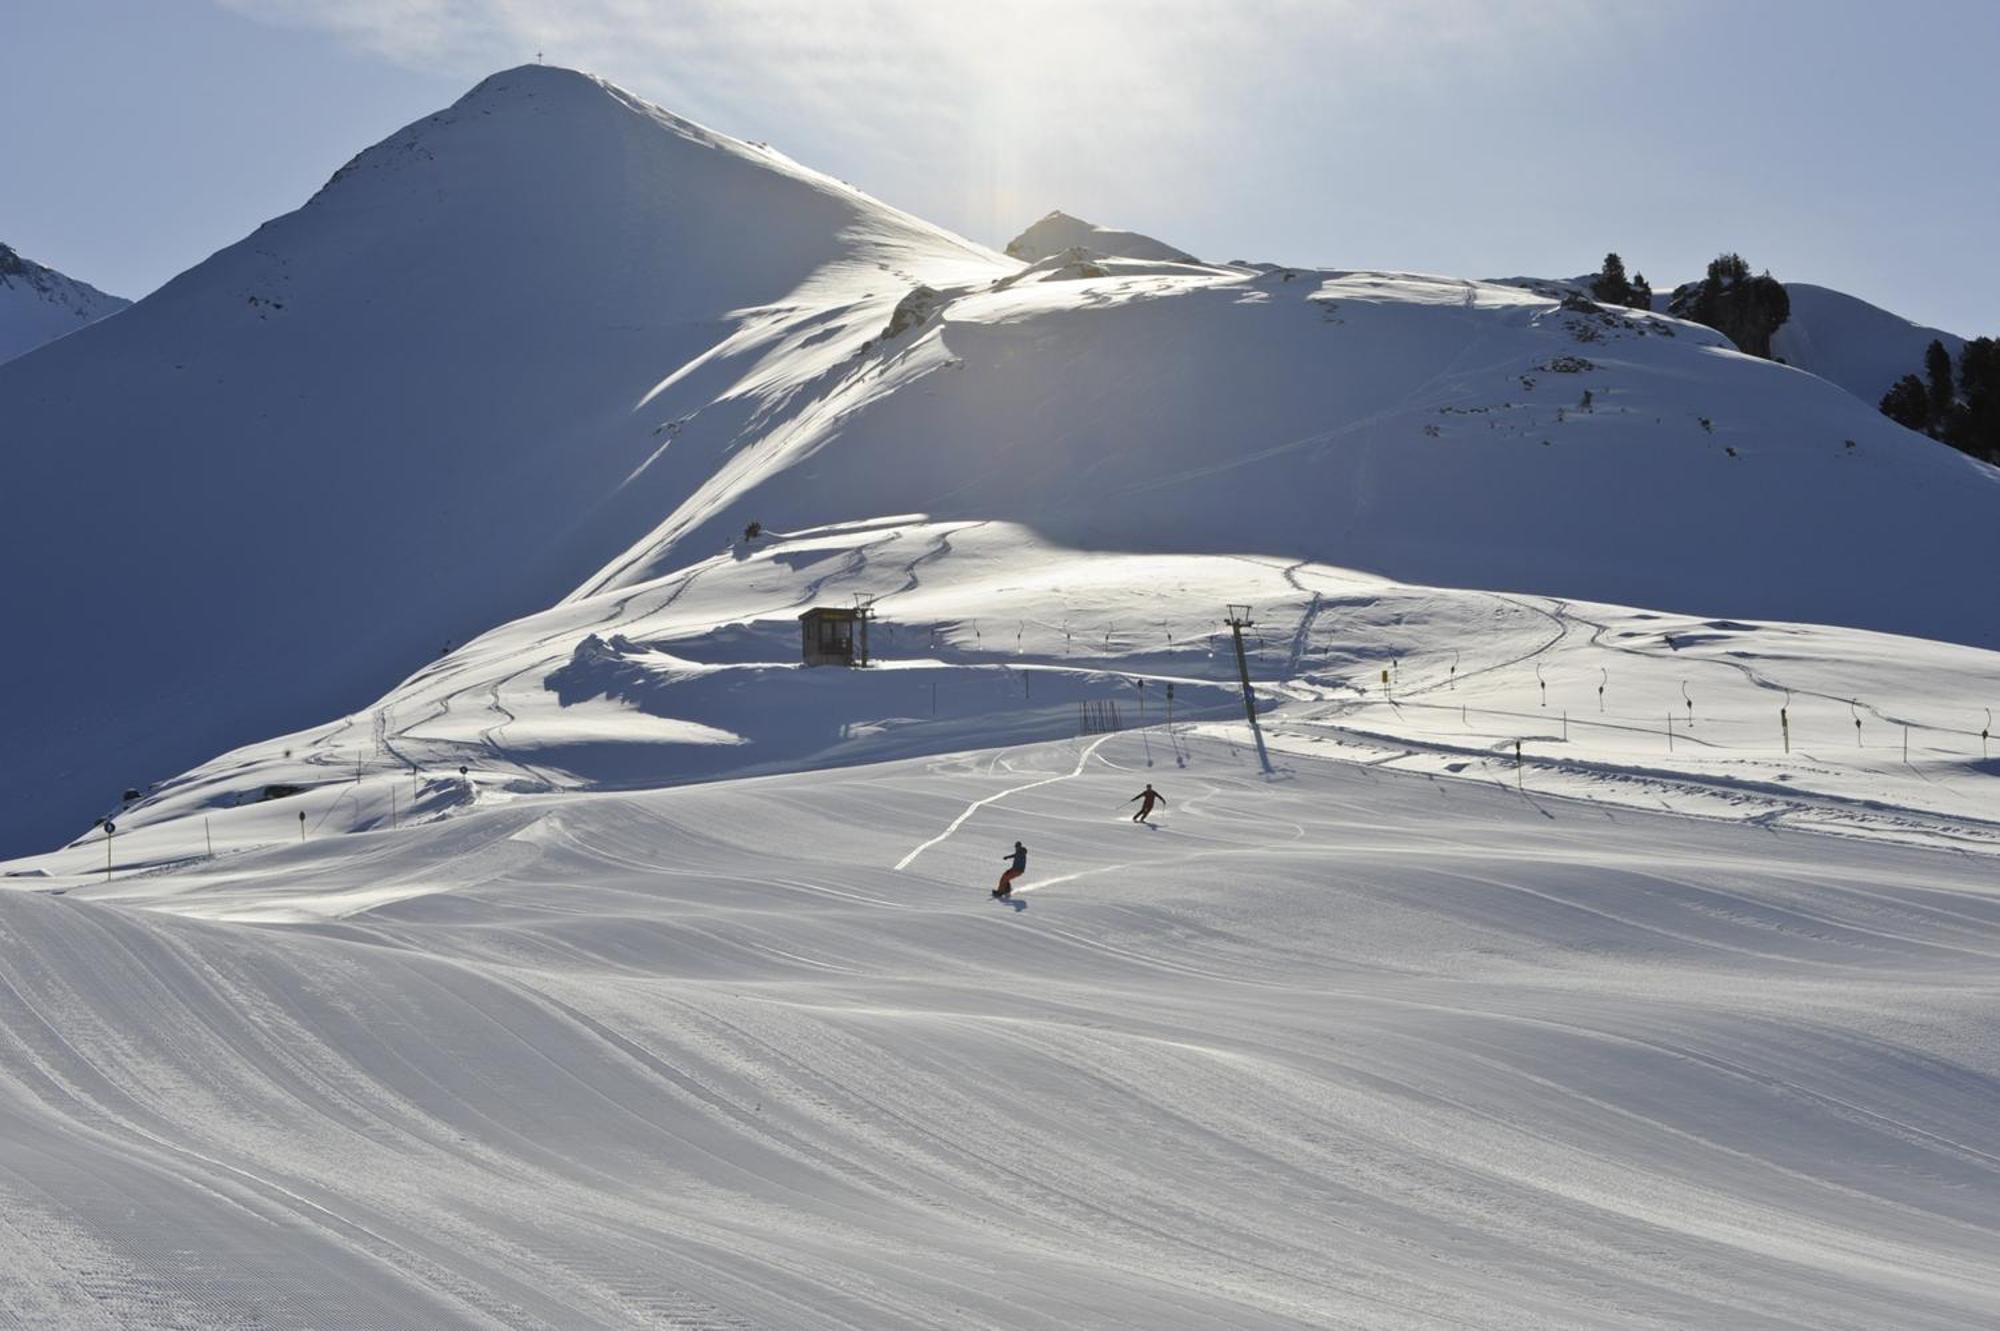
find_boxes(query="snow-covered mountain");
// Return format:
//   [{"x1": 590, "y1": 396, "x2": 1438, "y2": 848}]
[
  {"x1": 5, "y1": 64, "x2": 1999, "y2": 866},
  {"x1": 1004, "y1": 208, "x2": 1198, "y2": 263},
  {"x1": 0, "y1": 241, "x2": 128, "y2": 362},
  {"x1": 0, "y1": 65, "x2": 1008, "y2": 857}
]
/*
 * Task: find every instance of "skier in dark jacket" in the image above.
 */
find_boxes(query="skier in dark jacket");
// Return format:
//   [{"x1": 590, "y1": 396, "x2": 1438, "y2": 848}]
[
  {"x1": 1128, "y1": 783, "x2": 1166, "y2": 823},
  {"x1": 994, "y1": 841, "x2": 1027, "y2": 898}
]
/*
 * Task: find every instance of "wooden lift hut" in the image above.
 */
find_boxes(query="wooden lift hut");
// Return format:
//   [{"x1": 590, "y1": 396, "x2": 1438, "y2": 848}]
[{"x1": 799, "y1": 603, "x2": 874, "y2": 667}]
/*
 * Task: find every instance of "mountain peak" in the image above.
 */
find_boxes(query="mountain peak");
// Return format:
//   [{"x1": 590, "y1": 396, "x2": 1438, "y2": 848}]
[
  {"x1": 310, "y1": 62, "x2": 667, "y2": 201},
  {"x1": 0, "y1": 241, "x2": 129, "y2": 364},
  {"x1": 1004, "y1": 210, "x2": 1196, "y2": 264},
  {"x1": 452, "y1": 62, "x2": 677, "y2": 124},
  {"x1": 468, "y1": 60, "x2": 602, "y2": 88}
]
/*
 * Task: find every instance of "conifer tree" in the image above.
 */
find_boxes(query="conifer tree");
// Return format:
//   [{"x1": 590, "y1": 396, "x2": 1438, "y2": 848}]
[
  {"x1": 1670, "y1": 254, "x2": 1788, "y2": 358},
  {"x1": 1955, "y1": 337, "x2": 2000, "y2": 461},
  {"x1": 1879, "y1": 375, "x2": 1930, "y2": 432},
  {"x1": 1924, "y1": 339, "x2": 1956, "y2": 425},
  {"x1": 1590, "y1": 253, "x2": 1632, "y2": 306},
  {"x1": 1707, "y1": 253, "x2": 1751, "y2": 286}
]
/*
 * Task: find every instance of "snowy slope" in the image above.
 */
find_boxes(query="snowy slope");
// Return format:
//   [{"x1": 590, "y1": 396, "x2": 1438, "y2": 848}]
[
  {"x1": 1004, "y1": 208, "x2": 1198, "y2": 263},
  {"x1": 0, "y1": 241, "x2": 128, "y2": 363},
  {"x1": 5, "y1": 727, "x2": 2000, "y2": 1327},
  {"x1": 1772, "y1": 282, "x2": 1968, "y2": 406},
  {"x1": 0, "y1": 65, "x2": 1011, "y2": 857}
]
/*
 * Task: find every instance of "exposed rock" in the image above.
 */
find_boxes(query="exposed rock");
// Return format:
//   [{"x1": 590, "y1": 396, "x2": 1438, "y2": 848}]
[{"x1": 883, "y1": 284, "x2": 947, "y2": 339}]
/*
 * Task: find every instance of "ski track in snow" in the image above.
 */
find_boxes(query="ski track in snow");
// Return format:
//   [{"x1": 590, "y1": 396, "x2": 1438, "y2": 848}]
[{"x1": 894, "y1": 734, "x2": 1112, "y2": 871}]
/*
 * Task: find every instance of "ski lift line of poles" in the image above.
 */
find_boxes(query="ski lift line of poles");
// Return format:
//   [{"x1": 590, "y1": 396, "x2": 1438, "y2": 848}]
[
  {"x1": 1025, "y1": 609, "x2": 1984, "y2": 761},
  {"x1": 1379, "y1": 687, "x2": 2000, "y2": 771},
  {"x1": 1378, "y1": 667, "x2": 2000, "y2": 764}
]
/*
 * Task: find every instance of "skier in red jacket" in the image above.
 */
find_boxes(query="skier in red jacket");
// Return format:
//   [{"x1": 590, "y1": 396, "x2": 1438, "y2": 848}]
[{"x1": 1128, "y1": 783, "x2": 1166, "y2": 824}]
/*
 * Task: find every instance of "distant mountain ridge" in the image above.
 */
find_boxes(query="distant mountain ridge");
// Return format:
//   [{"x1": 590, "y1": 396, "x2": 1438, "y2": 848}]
[{"x1": 0, "y1": 242, "x2": 128, "y2": 363}]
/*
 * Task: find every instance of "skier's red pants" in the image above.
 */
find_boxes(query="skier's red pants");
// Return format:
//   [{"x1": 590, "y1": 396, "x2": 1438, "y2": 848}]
[{"x1": 996, "y1": 868, "x2": 1023, "y2": 895}]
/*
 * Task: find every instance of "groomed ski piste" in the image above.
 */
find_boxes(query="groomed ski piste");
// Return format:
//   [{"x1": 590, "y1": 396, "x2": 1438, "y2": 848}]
[
  {"x1": 6, "y1": 739, "x2": 2000, "y2": 1328},
  {"x1": 6, "y1": 519, "x2": 2000, "y2": 1328}
]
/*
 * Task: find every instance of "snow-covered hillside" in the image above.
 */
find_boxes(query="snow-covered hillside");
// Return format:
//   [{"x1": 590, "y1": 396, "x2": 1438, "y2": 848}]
[
  {"x1": 1501, "y1": 272, "x2": 1973, "y2": 411},
  {"x1": 1772, "y1": 282, "x2": 1968, "y2": 406},
  {"x1": 587, "y1": 264, "x2": 2000, "y2": 653},
  {"x1": 15, "y1": 519, "x2": 1995, "y2": 885},
  {"x1": 0, "y1": 241, "x2": 128, "y2": 363}
]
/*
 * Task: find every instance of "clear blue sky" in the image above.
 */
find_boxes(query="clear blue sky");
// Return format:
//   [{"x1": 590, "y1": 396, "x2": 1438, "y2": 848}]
[{"x1": 8, "y1": 0, "x2": 1996, "y2": 335}]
